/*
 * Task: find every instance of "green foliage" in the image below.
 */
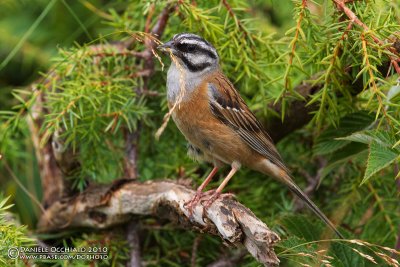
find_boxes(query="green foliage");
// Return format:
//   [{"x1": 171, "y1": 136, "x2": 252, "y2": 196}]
[
  {"x1": 313, "y1": 111, "x2": 375, "y2": 156},
  {"x1": 0, "y1": 0, "x2": 400, "y2": 266},
  {"x1": 0, "y1": 196, "x2": 33, "y2": 266},
  {"x1": 277, "y1": 215, "x2": 400, "y2": 266},
  {"x1": 340, "y1": 130, "x2": 400, "y2": 183},
  {"x1": 39, "y1": 45, "x2": 151, "y2": 184}
]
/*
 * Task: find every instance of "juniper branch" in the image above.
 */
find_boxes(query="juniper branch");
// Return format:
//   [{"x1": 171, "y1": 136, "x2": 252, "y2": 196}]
[
  {"x1": 264, "y1": 38, "x2": 400, "y2": 142},
  {"x1": 332, "y1": 0, "x2": 400, "y2": 74}
]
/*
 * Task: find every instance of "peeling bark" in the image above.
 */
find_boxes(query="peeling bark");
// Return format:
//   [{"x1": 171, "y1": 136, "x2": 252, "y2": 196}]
[
  {"x1": 27, "y1": 82, "x2": 66, "y2": 208},
  {"x1": 38, "y1": 180, "x2": 280, "y2": 267}
]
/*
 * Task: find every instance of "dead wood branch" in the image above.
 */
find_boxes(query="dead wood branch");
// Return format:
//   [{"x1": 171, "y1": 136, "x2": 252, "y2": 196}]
[
  {"x1": 28, "y1": 79, "x2": 67, "y2": 208},
  {"x1": 37, "y1": 180, "x2": 280, "y2": 267},
  {"x1": 126, "y1": 220, "x2": 142, "y2": 267},
  {"x1": 123, "y1": 5, "x2": 173, "y2": 180}
]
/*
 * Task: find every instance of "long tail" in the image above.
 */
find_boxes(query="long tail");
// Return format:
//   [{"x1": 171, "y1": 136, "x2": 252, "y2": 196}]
[{"x1": 282, "y1": 174, "x2": 344, "y2": 239}]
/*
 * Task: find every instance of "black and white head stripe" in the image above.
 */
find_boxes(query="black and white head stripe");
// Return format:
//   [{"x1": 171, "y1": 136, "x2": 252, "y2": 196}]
[{"x1": 170, "y1": 33, "x2": 219, "y2": 72}]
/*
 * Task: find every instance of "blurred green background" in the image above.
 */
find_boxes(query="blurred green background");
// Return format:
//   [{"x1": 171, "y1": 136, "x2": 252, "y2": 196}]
[{"x1": 0, "y1": 0, "x2": 399, "y2": 266}]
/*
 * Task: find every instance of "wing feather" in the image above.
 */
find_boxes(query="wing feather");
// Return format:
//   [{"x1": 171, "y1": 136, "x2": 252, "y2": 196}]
[
  {"x1": 208, "y1": 75, "x2": 289, "y2": 173},
  {"x1": 207, "y1": 75, "x2": 344, "y2": 238}
]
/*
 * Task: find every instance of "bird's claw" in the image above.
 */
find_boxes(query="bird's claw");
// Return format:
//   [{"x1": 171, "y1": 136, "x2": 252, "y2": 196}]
[
  {"x1": 200, "y1": 192, "x2": 236, "y2": 222},
  {"x1": 201, "y1": 192, "x2": 220, "y2": 209},
  {"x1": 184, "y1": 192, "x2": 203, "y2": 219},
  {"x1": 185, "y1": 190, "x2": 235, "y2": 222},
  {"x1": 200, "y1": 191, "x2": 221, "y2": 222}
]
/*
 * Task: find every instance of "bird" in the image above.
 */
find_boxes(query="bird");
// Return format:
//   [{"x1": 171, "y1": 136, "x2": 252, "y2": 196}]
[{"x1": 158, "y1": 33, "x2": 343, "y2": 238}]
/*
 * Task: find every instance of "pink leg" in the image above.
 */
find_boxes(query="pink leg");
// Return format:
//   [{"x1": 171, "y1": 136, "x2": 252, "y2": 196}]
[
  {"x1": 202, "y1": 164, "x2": 239, "y2": 210},
  {"x1": 185, "y1": 167, "x2": 219, "y2": 215},
  {"x1": 197, "y1": 166, "x2": 219, "y2": 193}
]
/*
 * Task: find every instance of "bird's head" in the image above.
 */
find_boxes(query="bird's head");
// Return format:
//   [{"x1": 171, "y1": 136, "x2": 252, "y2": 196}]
[{"x1": 158, "y1": 33, "x2": 219, "y2": 73}]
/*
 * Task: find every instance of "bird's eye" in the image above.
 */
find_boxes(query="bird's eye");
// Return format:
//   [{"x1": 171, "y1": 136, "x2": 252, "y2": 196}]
[
  {"x1": 186, "y1": 44, "x2": 196, "y2": 52},
  {"x1": 176, "y1": 42, "x2": 198, "y2": 53}
]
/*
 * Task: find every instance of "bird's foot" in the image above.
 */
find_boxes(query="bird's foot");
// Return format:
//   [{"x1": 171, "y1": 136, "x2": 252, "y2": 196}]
[
  {"x1": 200, "y1": 191, "x2": 235, "y2": 222},
  {"x1": 201, "y1": 191, "x2": 220, "y2": 210},
  {"x1": 184, "y1": 191, "x2": 205, "y2": 218}
]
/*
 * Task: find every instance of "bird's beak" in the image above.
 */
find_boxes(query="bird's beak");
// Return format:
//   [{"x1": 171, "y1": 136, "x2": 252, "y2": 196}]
[{"x1": 157, "y1": 41, "x2": 174, "y2": 53}]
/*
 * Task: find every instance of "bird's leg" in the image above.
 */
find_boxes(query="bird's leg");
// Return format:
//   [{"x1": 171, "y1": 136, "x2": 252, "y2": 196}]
[
  {"x1": 202, "y1": 163, "x2": 239, "y2": 211},
  {"x1": 184, "y1": 166, "x2": 219, "y2": 215}
]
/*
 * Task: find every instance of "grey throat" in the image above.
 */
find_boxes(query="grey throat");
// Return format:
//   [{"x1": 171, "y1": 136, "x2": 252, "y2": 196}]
[{"x1": 166, "y1": 61, "x2": 216, "y2": 103}]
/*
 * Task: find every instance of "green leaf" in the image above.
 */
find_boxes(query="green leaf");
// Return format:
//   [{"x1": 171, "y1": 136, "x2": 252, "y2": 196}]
[
  {"x1": 337, "y1": 132, "x2": 373, "y2": 144},
  {"x1": 0, "y1": 196, "x2": 11, "y2": 210},
  {"x1": 362, "y1": 141, "x2": 399, "y2": 184},
  {"x1": 276, "y1": 235, "x2": 319, "y2": 265},
  {"x1": 387, "y1": 84, "x2": 400, "y2": 102},
  {"x1": 280, "y1": 215, "x2": 323, "y2": 241},
  {"x1": 338, "y1": 130, "x2": 399, "y2": 183},
  {"x1": 331, "y1": 243, "x2": 365, "y2": 267},
  {"x1": 314, "y1": 111, "x2": 375, "y2": 155},
  {"x1": 322, "y1": 142, "x2": 368, "y2": 179}
]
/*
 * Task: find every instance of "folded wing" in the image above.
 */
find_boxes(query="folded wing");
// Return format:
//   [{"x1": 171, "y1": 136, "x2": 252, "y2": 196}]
[{"x1": 207, "y1": 74, "x2": 289, "y2": 174}]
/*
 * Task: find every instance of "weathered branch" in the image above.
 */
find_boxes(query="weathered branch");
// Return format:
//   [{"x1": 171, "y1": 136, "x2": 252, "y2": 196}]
[
  {"x1": 123, "y1": 128, "x2": 139, "y2": 179},
  {"x1": 28, "y1": 79, "x2": 67, "y2": 208},
  {"x1": 124, "y1": 4, "x2": 173, "y2": 181},
  {"x1": 141, "y1": 4, "x2": 174, "y2": 83},
  {"x1": 37, "y1": 179, "x2": 280, "y2": 267},
  {"x1": 126, "y1": 220, "x2": 142, "y2": 267}
]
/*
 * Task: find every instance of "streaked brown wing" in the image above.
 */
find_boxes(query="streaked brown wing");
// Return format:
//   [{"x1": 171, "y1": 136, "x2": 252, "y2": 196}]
[{"x1": 208, "y1": 74, "x2": 289, "y2": 173}]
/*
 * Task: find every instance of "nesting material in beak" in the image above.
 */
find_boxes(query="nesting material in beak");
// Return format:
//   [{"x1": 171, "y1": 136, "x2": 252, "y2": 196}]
[{"x1": 158, "y1": 41, "x2": 174, "y2": 53}]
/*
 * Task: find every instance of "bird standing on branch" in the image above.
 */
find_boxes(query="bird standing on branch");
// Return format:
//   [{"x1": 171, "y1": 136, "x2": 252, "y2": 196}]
[{"x1": 158, "y1": 33, "x2": 343, "y2": 238}]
